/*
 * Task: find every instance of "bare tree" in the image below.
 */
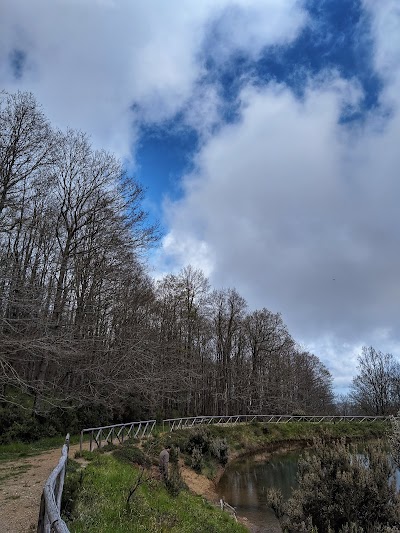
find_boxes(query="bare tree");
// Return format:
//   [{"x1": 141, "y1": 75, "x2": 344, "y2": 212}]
[
  {"x1": 0, "y1": 91, "x2": 54, "y2": 222},
  {"x1": 0, "y1": 89, "x2": 337, "y2": 427},
  {"x1": 211, "y1": 288, "x2": 247, "y2": 414},
  {"x1": 244, "y1": 309, "x2": 293, "y2": 413},
  {"x1": 350, "y1": 346, "x2": 400, "y2": 415}
]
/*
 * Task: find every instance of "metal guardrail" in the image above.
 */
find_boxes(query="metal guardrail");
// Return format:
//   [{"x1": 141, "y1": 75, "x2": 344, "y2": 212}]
[
  {"x1": 80, "y1": 419, "x2": 157, "y2": 452},
  {"x1": 37, "y1": 434, "x2": 70, "y2": 533},
  {"x1": 219, "y1": 498, "x2": 237, "y2": 521},
  {"x1": 163, "y1": 414, "x2": 390, "y2": 431}
]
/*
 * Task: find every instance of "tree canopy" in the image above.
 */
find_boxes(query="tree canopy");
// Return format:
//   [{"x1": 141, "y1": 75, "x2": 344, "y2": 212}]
[{"x1": 0, "y1": 90, "x2": 336, "y2": 438}]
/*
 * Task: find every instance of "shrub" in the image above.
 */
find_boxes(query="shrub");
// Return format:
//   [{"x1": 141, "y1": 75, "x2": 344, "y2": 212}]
[
  {"x1": 100, "y1": 442, "x2": 118, "y2": 452},
  {"x1": 113, "y1": 445, "x2": 150, "y2": 467},
  {"x1": 166, "y1": 461, "x2": 186, "y2": 496},
  {"x1": 209, "y1": 437, "x2": 229, "y2": 465},
  {"x1": 267, "y1": 438, "x2": 400, "y2": 533},
  {"x1": 0, "y1": 398, "x2": 114, "y2": 443},
  {"x1": 0, "y1": 403, "x2": 61, "y2": 443},
  {"x1": 186, "y1": 427, "x2": 211, "y2": 455},
  {"x1": 74, "y1": 450, "x2": 97, "y2": 461},
  {"x1": 191, "y1": 446, "x2": 204, "y2": 472},
  {"x1": 165, "y1": 428, "x2": 230, "y2": 471}
]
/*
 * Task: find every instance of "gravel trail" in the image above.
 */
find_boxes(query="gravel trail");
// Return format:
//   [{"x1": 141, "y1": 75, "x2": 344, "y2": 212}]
[{"x1": 0, "y1": 443, "x2": 81, "y2": 533}]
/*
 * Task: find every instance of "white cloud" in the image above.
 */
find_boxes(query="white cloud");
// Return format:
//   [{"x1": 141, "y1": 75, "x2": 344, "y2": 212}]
[
  {"x1": 0, "y1": 0, "x2": 307, "y2": 160},
  {"x1": 362, "y1": 0, "x2": 400, "y2": 113},
  {"x1": 363, "y1": 0, "x2": 400, "y2": 78},
  {"x1": 3, "y1": 0, "x2": 400, "y2": 391},
  {"x1": 151, "y1": 232, "x2": 215, "y2": 281},
  {"x1": 159, "y1": 55, "x2": 400, "y2": 389},
  {"x1": 203, "y1": 0, "x2": 308, "y2": 63}
]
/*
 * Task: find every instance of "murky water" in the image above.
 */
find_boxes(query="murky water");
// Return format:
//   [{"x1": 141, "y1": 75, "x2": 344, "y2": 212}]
[
  {"x1": 217, "y1": 449, "x2": 301, "y2": 531},
  {"x1": 217, "y1": 446, "x2": 400, "y2": 532}
]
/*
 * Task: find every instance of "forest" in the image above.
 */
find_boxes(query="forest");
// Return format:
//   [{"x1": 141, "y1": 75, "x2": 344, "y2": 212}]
[{"x1": 0, "y1": 90, "x2": 397, "y2": 440}]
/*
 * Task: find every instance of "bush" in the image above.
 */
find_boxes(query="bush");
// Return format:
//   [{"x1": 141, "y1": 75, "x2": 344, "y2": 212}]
[
  {"x1": 0, "y1": 399, "x2": 114, "y2": 443},
  {"x1": 209, "y1": 437, "x2": 229, "y2": 465},
  {"x1": 166, "y1": 461, "x2": 186, "y2": 496},
  {"x1": 186, "y1": 427, "x2": 211, "y2": 455},
  {"x1": 191, "y1": 446, "x2": 204, "y2": 472},
  {"x1": 113, "y1": 445, "x2": 150, "y2": 467},
  {"x1": 0, "y1": 405, "x2": 59, "y2": 443},
  {"x1": 249, "y1": 419, "x2": 270, "y2": 437},
  {"x1": 100, "y1": 442, "x2": 118, "y2": 452},
  {"x1": 166, "y1": 428, "x2": 230, "y2": 471},
  {"x1": 74, "y1": 450, "x2": 97, "y2": 461},
  {"x1": 267, "y1": 438, "x2": 400, "y2": 533}
]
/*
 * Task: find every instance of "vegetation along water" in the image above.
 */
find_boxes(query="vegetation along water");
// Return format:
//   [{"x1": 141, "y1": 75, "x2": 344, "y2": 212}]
[
  {"x1": 59, "y1": 420, "x2": 394, "y2": 532},
  {"x1": 3, "y1": 88, "x2": 400, "y2": 532}
]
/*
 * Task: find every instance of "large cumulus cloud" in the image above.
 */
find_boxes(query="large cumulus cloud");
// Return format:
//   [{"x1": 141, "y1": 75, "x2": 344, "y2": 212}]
[
  {"x1": 158, "y1": 4, "x2": 400, "y2": 390},
  {"x1": 0, "y1": 0, "x2": 307, "y2": 159}
]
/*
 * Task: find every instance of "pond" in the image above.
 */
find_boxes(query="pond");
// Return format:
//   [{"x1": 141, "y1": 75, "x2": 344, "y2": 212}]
[
  {"x1": 217, "y1": 448, "x2": 302, "y2": 532},
  {"x1": 217, "y1": 445, "x2": 400, "y2": 532}
]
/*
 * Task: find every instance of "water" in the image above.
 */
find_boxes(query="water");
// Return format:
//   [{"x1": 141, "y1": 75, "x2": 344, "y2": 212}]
[
  {"x1": 217, "y1": 446, "x2": 400, "y2": 532},
  {"x1": 217, "y1": 449, "x2": 301, "y2": 531}
]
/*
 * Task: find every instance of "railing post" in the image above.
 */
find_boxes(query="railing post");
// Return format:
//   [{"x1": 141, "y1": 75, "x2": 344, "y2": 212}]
[
  {"x1": 37, "y1": 434, "x2": 70, "y2": 533},
  {"x1": 37, "y1": 491, "x2": 46, "y2": 533}
]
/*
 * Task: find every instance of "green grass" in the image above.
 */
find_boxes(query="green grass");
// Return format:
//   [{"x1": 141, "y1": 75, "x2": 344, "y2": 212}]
[
  {"x1": 154, "y1": 420, "x2": 390, "y2": 479},
  {"x1": 74, "y1": 449, "x2": 99, "y2": 461},
  {"x1": 65, "y1": 421, "x2": 389, "y2": 532},
  {"x1": 66, "y1": 454, "x2": 246, "y2": 533},
  {"x1": 0, "y1": 433, "x2": 80, "y2": 462},
  {"x1": 193, "y1": 420, "x2": 389, "y2": 455}
]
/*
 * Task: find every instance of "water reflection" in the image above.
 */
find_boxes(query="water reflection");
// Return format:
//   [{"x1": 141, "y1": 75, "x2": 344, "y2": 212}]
[
  {"x1": 217, "y1": 450, "x2": 301, "y2": 531},
  {"x1": 217, "y1": 445, "x2": 400, "y2": 531}
]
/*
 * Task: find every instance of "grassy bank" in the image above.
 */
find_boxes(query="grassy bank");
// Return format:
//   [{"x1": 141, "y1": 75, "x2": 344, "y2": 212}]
[
  {"x1": 0, "y1": 434, "x2": 81, "y2": 463},
  {"x1": 164, "y1": 420, "x2": 389, "y2": 472},
  {"x1": 64, "y1": 421, "x2": 389, "y2": 532},
  {"x1": 212, "y1": 420, "x2": 388, "y2": 453},
  {"x1": 65, "y1": 453, "x2": 246, "y2": 533}
]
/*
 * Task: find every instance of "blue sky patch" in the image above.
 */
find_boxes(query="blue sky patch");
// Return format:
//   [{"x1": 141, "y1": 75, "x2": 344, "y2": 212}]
[
  {"x1": 134, "y1": 121, "x2": 199, "y2": 225},
  {"x1": 135, "y1": 0, "x2": 383, "y2": 217}
]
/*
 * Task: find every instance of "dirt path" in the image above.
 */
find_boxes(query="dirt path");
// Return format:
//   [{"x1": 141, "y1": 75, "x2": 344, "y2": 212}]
[
  {"x1": 0, "y1": 443, "x2": 82, "y2": 533},
  {"x1": 0, "y1": 443, "x2": 281, "y2": 533}
]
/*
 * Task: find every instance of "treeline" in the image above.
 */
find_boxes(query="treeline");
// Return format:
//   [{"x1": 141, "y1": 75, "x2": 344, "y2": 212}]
[
  {"x1": 0, "y1": 91, "x2": 334, "y2": 435},
  {"x1": 339, "y1": 346, "x2": 400, "y2": 416}
]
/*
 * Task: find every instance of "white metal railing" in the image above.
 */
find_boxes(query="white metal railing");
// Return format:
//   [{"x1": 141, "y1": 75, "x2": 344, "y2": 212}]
[
  {"x1": 220, "y1": 497, "x2": 237, "y2": 521},
  {"x1": 37, "y1": 434, "x2": 70, "y2": 533},
  {"x1": 80, "y1": 419, "x2": 156, "y2": 452},
  {"x1": 163, "y1": 414, "x2": 390, "y2": 431}
]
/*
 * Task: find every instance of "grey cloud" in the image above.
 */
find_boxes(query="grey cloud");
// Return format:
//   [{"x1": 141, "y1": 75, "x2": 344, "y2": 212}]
[{"x1": 160, "y1": 70, "x2": 400, "y2": 389}]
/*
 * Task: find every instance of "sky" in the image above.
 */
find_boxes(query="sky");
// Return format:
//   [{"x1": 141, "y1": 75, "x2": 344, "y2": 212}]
[{"x1": 1, "y1": 0, "x2": 400, "y2": 394}]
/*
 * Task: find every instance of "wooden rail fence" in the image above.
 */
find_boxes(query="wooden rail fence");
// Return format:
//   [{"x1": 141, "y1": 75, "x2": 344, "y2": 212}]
[
  {"x1": 37, "y1": 434, "x2": 70, "y2": 533},
  {"x1": 163, "y1": 414, "x2": 390, "y2": 431},
  {"x1": 80, "y1": 419, "x2": 156, "y2": 452}
]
